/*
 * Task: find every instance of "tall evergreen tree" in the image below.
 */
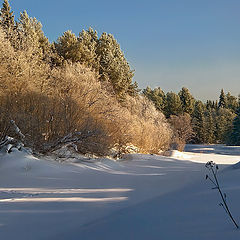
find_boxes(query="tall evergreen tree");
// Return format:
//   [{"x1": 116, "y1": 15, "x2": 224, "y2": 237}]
[
  {"x1": 17, "y1": 11, "x2": 51, "y2": 60},
  {"x1": 218, "y1": 89, "x2": 227, "y2": 108},
  {"x1": 165, "y1": 92, "x2": 182, "y2": 117},
  {"x1": 206, "y1": 100, "x2": 215, "y2": 110},
  {"x1": 55, "y1": 30, "x2": 79, "y2": 62},
  {"x1": 77, "y1": 27, "x2": 99, "y2": 70},
  {"x1": 226, "y1": 92, "x2": 239, "y2": 113},
  {"x1": 228, "y1": 107, "x2": 240, "y2": 145},
  {"x1": 205, "y1": 109, "x2": 215, "y2": 143},
  {"x1": 143, "y1": 87, "x2": 166, "y2": 113},
  {"x1": 215, "y1": 108, "x2": 236, "y2": 143},
  {"x1": 178, "y1": 87, "x2": 195, "y2": 115},
  {"x1": 96, "y1": 32, "x2": 137, "y2": 99},
  {"x1": 142, "y1": 86, "x2": 152, "y2": 99},
  {"x1": 0, "y1": 0, "x2": 15, "y2": 41},
  {"x1": 192, "y1": 101, "x2": 207, "y2": 143},
  {"x1": 56, "y1": 30, "x2": 137, "y2": 99}
]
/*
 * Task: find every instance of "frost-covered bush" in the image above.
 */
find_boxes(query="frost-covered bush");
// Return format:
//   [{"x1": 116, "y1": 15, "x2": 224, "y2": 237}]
[{"x1": 0, "y1": 26, "x2": 172, "y2": 156}]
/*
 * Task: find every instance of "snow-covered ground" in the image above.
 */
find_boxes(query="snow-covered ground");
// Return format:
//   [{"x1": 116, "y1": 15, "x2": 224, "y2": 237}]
[{"x1": 0, "y1": 145, "x2": 240, "y2": 240}]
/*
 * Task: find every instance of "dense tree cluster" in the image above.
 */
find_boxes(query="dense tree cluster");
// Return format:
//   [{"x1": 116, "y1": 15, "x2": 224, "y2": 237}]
[
  {"x1": 55, "y1": 28, "x2": 138, "y2": 100},
  {"x1": 0, "y1": 1, "x2": 138, "y2": 100},
  {"x1": 143, "y1": 86, "x2": 239, "y2": 145},
  {"x1": 1, "y1": 0, "x2": 239, "y2": 155},
  {"x1": 0, "y1": 0, "x2": 171, "y2": 155}
]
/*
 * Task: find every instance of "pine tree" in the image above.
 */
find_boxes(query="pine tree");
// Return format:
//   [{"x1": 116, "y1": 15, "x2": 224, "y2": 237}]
[
  {"x1": 55, "y1": 30, "x2": 79, "y2": 62},
  {"x1": 0, "y1": 0, "x2": 15, "y2": 41},
  {"x1": 205, "y1": 109, "x2": 215, "y2": 143},
  {"x1": 142, "y1": 86, "x2": 152, "y2": 98},
  {"x1": 192, "y1": 100, "x2": 207, "y2": 143},
  {"x1": 178, "y1": 87, "x2": 195, "y2": 115},
  {"x1": 206, "y1": 100, "x2": 215, "y2": 110},
  {"x1": 165, "y1": 92, "x2": 182, "y2": 117},
  {"x1": 77, "y1": 27, "x2": 99, "y2": 70},
  {"x1": 17, "y1": 11, "x2": 51, "y2": 60},
  {"x1": 226, "y1": 92, "x2": 239, "y2": 113},
  {"x1": 218, "y1": 89, "x2": 227, "y2": 108},
  {"x1": 216, "y1": 108, "x2": 236, "y2": 143},
  {"x1": 96, "y1": 32, "x2": 137, "y2": 99},
  {"x1": 143, "y1": 87, "x2": 166, "y2": 113},
  {"x1": 228, "y1": 107, "x2": 240, "y2": 145},
  {"x1": 152, "y1": 87, "x2": 166, "y2": 112}
]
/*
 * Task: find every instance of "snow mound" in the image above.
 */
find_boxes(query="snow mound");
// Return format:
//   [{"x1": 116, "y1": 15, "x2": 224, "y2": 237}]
[
  {"x1": 167, "y1": 150, "x2": 192, "y2": 160},
  {"x1": 232, "y1": 161, "x2": 240, "y2": 169}
]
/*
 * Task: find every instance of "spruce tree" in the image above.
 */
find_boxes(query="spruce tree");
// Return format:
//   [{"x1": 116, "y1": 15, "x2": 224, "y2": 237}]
[
  {"x1": 152, "y1": 87, "x2": 166, "y2": 113},
  {"x1": 143, "y1": 87, "x2": 166, "y2": 113},
  {"x1": 228, "y1": 107, "x2": 240, "y2": 145},
  {"x1": 216, "y1": 108, "x2": 236, "y2": 143},
  {"x1": 205, "y1": 109, "x2": 215, "y2": 143},
  {"x1": 142, "y1": 86, "x2": 152, "y2": 99},
  {"x1": 192, "y1": 100, "x2": 207, "y2": 143},
  {"x1": 178, "y1": 87, "x2": 195, "y2": 115},
  {"x1": 226, "y1": 92, "x2": 239, "y2": 113},
  {"x1": 218, "y1": 89, "x2": 227, "y2": 108},
  {"x1": 206, "y1": 100, "x2": 215, "y2": 110}
]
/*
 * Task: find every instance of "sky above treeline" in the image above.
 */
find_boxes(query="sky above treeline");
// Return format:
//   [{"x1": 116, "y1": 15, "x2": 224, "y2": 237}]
[{"x1": 9, "y1": 0, "x2": 240, "y2": 101}]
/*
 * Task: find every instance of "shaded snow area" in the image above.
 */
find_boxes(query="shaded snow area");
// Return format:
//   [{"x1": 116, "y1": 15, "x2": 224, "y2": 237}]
[{"x1": 0, "y1": 146, "x2": 240, "y2": 239}]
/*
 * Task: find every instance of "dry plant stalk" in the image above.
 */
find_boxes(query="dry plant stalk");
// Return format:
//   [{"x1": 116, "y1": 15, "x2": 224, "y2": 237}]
[{"x1": 205, "y1": 161, "x2": 239, "y2": 229}]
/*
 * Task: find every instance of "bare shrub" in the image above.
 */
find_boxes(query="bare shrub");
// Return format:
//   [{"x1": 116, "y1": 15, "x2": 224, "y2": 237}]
[{"x1": 169, "y1": 113, "x2": 194, "y2": 151}]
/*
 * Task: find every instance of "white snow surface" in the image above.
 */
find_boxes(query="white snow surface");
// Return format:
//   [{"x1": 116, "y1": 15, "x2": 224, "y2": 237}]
[{"x1": 0, "y1": 145, "x2": 240, "y2": 239}]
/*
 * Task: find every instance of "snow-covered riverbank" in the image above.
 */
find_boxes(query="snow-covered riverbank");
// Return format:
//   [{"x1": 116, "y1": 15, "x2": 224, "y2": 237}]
[{"x1": 0, "y1": 145, "x2": 240, "y2": 239}]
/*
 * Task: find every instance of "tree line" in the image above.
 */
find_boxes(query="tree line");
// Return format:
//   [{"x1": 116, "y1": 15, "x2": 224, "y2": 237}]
[
  {"x1": 1, "y1": 0, "x2": 239, "y2": 155},
  {"x1": 143, "y1": 86, "x2": 240, "y2": 147}
]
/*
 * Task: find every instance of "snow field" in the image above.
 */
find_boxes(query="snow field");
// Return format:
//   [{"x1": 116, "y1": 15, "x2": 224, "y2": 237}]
[{"x1": 0, "y1": 145, "x2": 239, "y2": 239}]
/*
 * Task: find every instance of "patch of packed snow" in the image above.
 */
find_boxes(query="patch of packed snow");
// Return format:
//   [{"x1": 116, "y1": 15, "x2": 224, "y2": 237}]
[{"x1": 0, "y1": 145, "x2": 240, "y2": 239}]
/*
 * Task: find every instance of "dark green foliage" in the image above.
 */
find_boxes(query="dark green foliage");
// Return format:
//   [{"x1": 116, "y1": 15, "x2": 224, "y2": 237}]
[
  {"x1": 218, "y1": 89, "x2": 227, "y2": 109},
  {"x1": 143, "y1": 87, "x2": 166, "y2": 113},
  {"x1": 205, "y1": 109, "x2": 215, "y2": 144},
  {"x1": 215, "y1": 108, "x2": 236, "y2": 143},
  {"x1": 96, "y1": 32, "x2": 137, "y2": 99},
  {"x1": 192, "y1": 101, "x2": 206, "y2": 143},
  {"x1": 192, "y1": 101, "x2": 207, "y2": 143},
  {"x1": 178, "y1": 87, "x2": 195, "y2": 115},
  {"x1": 227, "y1": 108, "x2": 240, "y2": 145},
  {"x1": 143, "y1": 85, "x2": 239, "y2": 144},
  {"x1": 226, "y1": 92, "x2": 239, "y2": 113},
  {"x1": 206, "y1": 100, "x2": 217, "y2": 110},
  {"x1": 165, "y1": 92, "x2": 182, "y2": 118}
]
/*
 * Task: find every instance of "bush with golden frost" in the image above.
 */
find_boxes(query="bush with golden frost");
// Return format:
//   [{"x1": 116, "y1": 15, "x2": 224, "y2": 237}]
[{"x1": 0, "y1": 27, "x2": 172, "y2": 156}]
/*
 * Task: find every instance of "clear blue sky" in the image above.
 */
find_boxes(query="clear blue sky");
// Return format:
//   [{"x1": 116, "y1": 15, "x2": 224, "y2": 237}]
[{"x1": 8, "y1": 0, "x2": 240, "y2": 101}]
